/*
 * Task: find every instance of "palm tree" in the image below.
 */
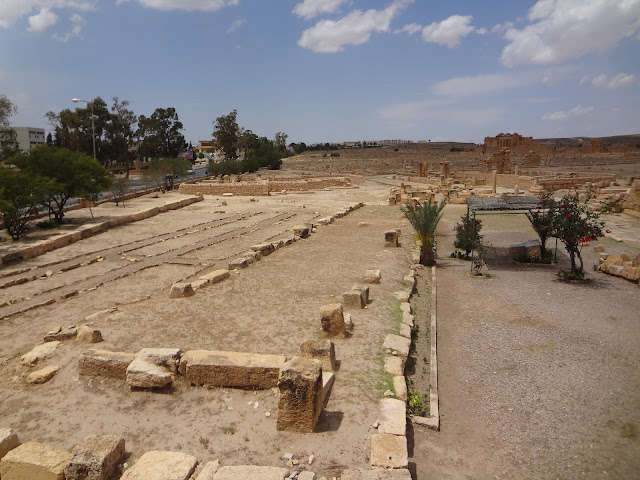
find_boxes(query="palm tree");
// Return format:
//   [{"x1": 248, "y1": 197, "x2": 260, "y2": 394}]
[{"x1": 401, "y1": 197, "x2": 446, "y2": 266}]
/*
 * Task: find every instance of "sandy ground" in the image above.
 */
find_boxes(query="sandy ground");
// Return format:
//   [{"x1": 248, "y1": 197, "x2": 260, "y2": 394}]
[{"x1": 1, "y1": 150, "x2": 639, "y2": 479}]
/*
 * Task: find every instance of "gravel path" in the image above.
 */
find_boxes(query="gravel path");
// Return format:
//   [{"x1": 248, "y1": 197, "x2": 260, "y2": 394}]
[{"x1": 411, "y1": 204, "x2": 640, "y2": 479}]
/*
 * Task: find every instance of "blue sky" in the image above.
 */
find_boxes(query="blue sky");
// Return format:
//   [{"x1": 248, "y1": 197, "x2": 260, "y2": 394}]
[{"x1": 1, "y1": 0, "x2": 639, "y2": 145}]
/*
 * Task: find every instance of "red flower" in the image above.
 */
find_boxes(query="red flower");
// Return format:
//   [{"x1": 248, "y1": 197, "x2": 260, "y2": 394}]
[
  {"x1": 606, "y1": 229, "x2": 611, "y2": 233},
  {"x1": 593, "y1": 195, "x2": 597, "y2": 198}
]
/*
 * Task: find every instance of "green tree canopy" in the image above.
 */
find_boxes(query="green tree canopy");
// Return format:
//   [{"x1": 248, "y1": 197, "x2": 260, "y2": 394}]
[
  {"x1": 0, "y1": 94, "x2": 19, "y2": 161},
  {"x1": 137, "y1": 107, "x2": 186, "y2": 160},
  {"x1": 213, "y1": 109, "x2": 240, "y2": 160},
  {"x1": 10, "y1": 145, "x2": 112, "y2": 223}
]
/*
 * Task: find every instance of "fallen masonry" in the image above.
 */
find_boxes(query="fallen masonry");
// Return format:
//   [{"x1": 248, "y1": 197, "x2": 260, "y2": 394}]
[{"x1": 276, "y1": 357, "x2": 324, "y2": 433}]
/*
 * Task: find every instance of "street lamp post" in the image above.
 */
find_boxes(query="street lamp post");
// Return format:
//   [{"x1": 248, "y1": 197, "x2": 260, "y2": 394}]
[{"x1": 72, "y1": 98, "x2": 96, "y2": 159}]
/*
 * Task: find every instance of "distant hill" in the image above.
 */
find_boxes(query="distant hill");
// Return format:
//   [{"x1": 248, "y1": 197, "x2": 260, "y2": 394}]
[{"x1": 534, "y1": 134, "x2": 640, "y2": 148}]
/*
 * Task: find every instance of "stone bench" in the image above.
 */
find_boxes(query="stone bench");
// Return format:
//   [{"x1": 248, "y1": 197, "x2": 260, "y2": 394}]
[{"x1": 178, "y1": 350, "x2": 287, "y2": 389}]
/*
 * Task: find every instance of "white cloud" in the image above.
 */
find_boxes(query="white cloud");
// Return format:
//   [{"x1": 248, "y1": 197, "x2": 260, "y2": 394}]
[
  {"x1": 298, "y1": 0, "x2": 413, "y2": 53},
  {"x1": 476, "y1": 27, "x2": 487, "y2": 35},
  {"x1": 397, "y1": 22, "x2": 421, "y2": 35},
  {"x1": 491, "y1": 21, "x2": 514, "y2": 33},
  {"x1": 227, "y1": 17, "x2": 245, "y2": 33},
  {"x1": 53, "y1": 12, "x2": 84, "y2": 42},
  {"x1": 0, "y1": 0, "x2": 95, "y2": 29},
  {"x1": 582, "y1": 72, "x2": 638, "y2": 88},
  {"x1": 608, "y1": 73, "x2": 637, "y2": 88},
  {"x1": 27, "y1": 7, "x2": 58, "y2": 32},
  {"x1": 116, "y1": 0, "x2": 238, "y2": 12},
  {"x1": 293, "y1": 0, "x2": 349, "y2": 20},
  {"x1": 502, "y1": 0, "x2": 640, "y2": 67},
  {"x1": 542, "y1": 105, "x2": 594, "y2": 121},
  {"x1": 431, "y1": 72, "x2": 539, "y2": 97},
  {"x1": 421, "y1": 15, "x2": 474, "y2": 48}
]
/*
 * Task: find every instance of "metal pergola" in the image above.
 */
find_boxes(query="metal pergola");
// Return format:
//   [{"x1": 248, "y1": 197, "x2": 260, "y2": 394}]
[{"x1": 465, "y1": 195, "x2": 557, "y2": 271}]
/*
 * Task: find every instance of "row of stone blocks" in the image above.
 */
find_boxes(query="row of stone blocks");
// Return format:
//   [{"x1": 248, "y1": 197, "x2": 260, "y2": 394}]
[
  {"x1": 369, "y1": 268, "x2": 417, "y2": 474},
  {"x1": 0, "y1": 195, "x2": 204, "y2": 266},
  {"x1": 78, "y1": 340, "x2": 337, "y2": 434},
  {"x1": 0, "y1": 428, "x2": 336, "y2": 480}
]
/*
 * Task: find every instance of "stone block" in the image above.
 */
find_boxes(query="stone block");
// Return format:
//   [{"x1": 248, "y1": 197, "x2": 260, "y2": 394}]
[
  {"x1": 26, "y1": 365, "x2": 60, "y2": 384},
  {"x1": 401, "y1": 311, "x2": 414, "y2": 328},
  {"x1": 44, "y1": 326, "x2": 77, "y2": 342},
  {"x1": 394, "y1": 291, "x2": 410, "y2": 303},
  {"x1": 320, "y1": 303, "x2": 346, "y2": 337},
  {"x1": 229, "y1": 258, "x2": 250, "y2": 270},
  {"x1": 383, "y1": 335, "x2": 411, "y2": 359},
  {"x1": 300, "y1": 339, "x2": 337, "y2": 372},
  {"x1": 393, "y1": 376, "x2": 407, "y2": 401},
  {"x1": 21, "y1": 342, "x2": 61, "y2": 367},
  {"x1": 385, "y1": 230, "x2": 399, "y2": 247},
  {"x1": 78, "y1": 350, "x2": 135, "y2": 380},
  {"x1": 195, "y1": 460, "x2": 220, "y2": 480},
  {"x1": 212, "y1": 466, "x2": 288, "y2": 480},
  {"x1": 399, "y1": 302, "x2": 411, "y2": 315},
  {"x1": 370, "y1": 434, "x2": 408, "y2": 469},
  {"x1": 199, "y1": 270, "x2": 230, "y2": 285},
  {"x1": 126, "y1": 359, "x2": 172, "y2": 389},
  {"x1": 378, "y1": 398, "x2": 407, "y2": 436},
  {"x1": 403, "y1": 275, "x2": 415, "y2": 290},
  {"x1": 341, "y1": 468, "x2": 412, "y2": 479},
  {"x1": 76, "y1": 326, "x2": 103, "y2": 344},
  {"x1": 0, "y1": 441, "x2": 71, "y2": 480},
  {"x1": 277, "y1": 357, "x2": 323, "y2": 433},
  {"x1": 169, "y1": 283, "x2": 195, "y2": 299},
  {"x1": 179, "y1": 350, "x2": 287, "y2": 389},
  {"x1": 621, "y1": 265, "x2": 640, "y2": 282},
  {"x1": 136, "y1": 348, "x2": 181, "y2": 374},
  {"x1": 352, "y1": 285, "x2": 370, "y2": 304},
  {"x1": 251, "y1": 244, "x2": 275, "y2": 254},
  {"x1": 398, "y1": 323, "x2": 412, "y2": 339},
  {"x1": 343, "y1": 290, "x2": 365, "y2": 309},
  {"x1": 298, "y1": 472, "x2": 315, "y2": 480},
  {"x1": 120, "y1": 451, "x2": 197, "y2": 480},
  {"x1": 293, "y1": 225, "x2": 309, "y2": 238},
  {"x1": 0, "y1": 428, "x2": 19, "y2": 460},
  {"x1": 64, "y1": 434, "x2": 125, "y2": 480},
  {"x1": 322, "y1": 371, "x2": 335, "y2": 406},
  {"x1": 384, "y1": 356, "x2": 404, "y2": 376}
]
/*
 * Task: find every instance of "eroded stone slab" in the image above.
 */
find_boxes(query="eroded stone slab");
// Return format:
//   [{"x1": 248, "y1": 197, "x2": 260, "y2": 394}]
[
  {"x1": 343, "y1": 290, "x2": 365, "y2": 309},
  {"x1": 64, "y1": 434, "x2": 125, "y2": 480},
  {"x1": 393, "y1": 376, "x2": 407, "y2": 402},
  {"x1": 378, "y1": 399, "x2": 407, "y2": 436},
  {"x1": 341, "y1": 468, "x2": 412, "y2": 479},
  {"x1": 398, "y1": 323, "x2": 412, "y2": 339},
  {"x1": 228, "y1": 258, "x2": 250, "y2": 270},
  {"x1": 293, "y1": 225, "x2": 309, "y2": 238},
  {"x1": 126, "y1": 359, "x2": 172, "y2": 389},
  {"x1": 76, "y1": 326, "x2": 103, "y2": 344},
  {"x1": 199, "y1": 270, "x2": 230, "y2": 285},
  {"x1": 320, "y1": 303, "x2": 346, "y2": 338},
  {"x1": 44, "y1": 326, "x2": 77, "y2": 343},
  {"x1": 0, "y1": 441, "x2": 71, "y2": 480},
  {"x1": 277, "y1": 357, "x2": 323, "y2": 433},
  {"x1": 385, "y1": 230, "x2": 399, "y2": 247},
  {"x1": 136, "y1": 348, "x2": 181, "y2": 374},
  {"x1": 179, "y1": 350, "x2": 286, "y2": 389},
  {"x1": 169, "y1": 283, "x2": 195, "y2": 299},
  {"x1": 21, "y1": 342, "x2": 61, "y2": 367},
  {"x1": 212, "y1": 465, "x2": 288, "y2": 480},
  {"x1": 78, "y1": 350, "x2": 135, "y2": 380},
  {"x1": 26, "y1": 365, "x2": 59, "y2": 384},
  {"x1": 300, "y1": 339, "x2": 336, "y2": 372},
  {"x1": 384, "y1": 356, "x2": 404, "y2": 376},
  {"x1": 195, "y1": 460, "x2": 220, "y2": 480},
  {"x1": 120, "y1": 451, "x2": 197, "y2": 480},
  {"x1": 370, "y1": 434, "x2": 408, "y2": 469},
  {"x1": 383, "y1": 335, "x2": 411, "y2": 359}
]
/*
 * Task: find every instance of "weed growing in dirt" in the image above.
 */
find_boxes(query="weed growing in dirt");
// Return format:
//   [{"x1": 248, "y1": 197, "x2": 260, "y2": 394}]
[{"x1": 407, "y1": 385, "x2": 428, "y2": 416}]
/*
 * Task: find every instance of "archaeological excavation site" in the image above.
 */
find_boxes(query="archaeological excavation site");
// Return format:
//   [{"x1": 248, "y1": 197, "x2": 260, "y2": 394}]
[{"x1": 1, "y1": 137, "x2": 639, "y2": 480}]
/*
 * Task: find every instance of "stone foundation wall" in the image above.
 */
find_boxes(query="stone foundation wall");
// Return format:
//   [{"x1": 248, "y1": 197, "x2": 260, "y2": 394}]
[{"x1": 178, "y1": 176, "x2": 351, "y2": 196}]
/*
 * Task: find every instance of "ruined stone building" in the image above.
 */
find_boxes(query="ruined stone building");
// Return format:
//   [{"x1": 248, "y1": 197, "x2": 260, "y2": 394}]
[{"x1": 484, "y1": 133, "x2": 534, "y2": 150}]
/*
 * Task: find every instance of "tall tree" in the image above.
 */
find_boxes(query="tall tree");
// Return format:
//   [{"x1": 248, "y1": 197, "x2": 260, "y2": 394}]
[
  {"x1": 0, "y1": 94, "x2": 19, "y2": 161},
  {"x1": 213, "y1": 109, "x2": 240, "y2": 160},
  {"x1": 105, "y1": 97, "x2": 137, "y2": 176},
  {"x1": 274, "y1": 132, "x2": 288, "y2": 153},
  {"x1": 11, "y1": 145, "x2": 112, "y2": 223},
  {"x1": 137, "y1": 107, "x2": 186, "y2": 159}
]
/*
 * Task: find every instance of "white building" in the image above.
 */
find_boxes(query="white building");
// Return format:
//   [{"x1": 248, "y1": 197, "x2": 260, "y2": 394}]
[{"x1": 13, "y1": 127, "x2": 46, "y2": 151}]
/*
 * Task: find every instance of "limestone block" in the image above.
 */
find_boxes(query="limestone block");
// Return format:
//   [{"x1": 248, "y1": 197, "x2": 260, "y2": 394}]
[
  {"x1": 403, "y1": 275, "x2": 416, "y2": 290},
  {"x1": 0, "y1": 441, "x2": 71, "y2": 480},
  {"x1": 384, "y1": 230, "x2": 399, "y2": 247},
  {"x1": 169, "y1": 283, "x2": 195, "y2": 299},
  {"x1": 320, "y1": 303, "x2": 346, "y2": 337},
  {"x1": 191, "y1": 279, "x2": 209, "y2": 290},
  {"x1": 44, "y1": 326, "x2": 77, "y2": 342},
  {"x1": 599, "y1": 254, "x2": 624, "y2": 273},
  {"x1": 277, "y1": 357, "x2": 323, "y2": 433},
  {"x1": 341, "y1": 468, "x2": 412, "y2": 479},
  {"x1": 293, "y1": 225, "x2": 309, "y2": 238},
  {"x1": 64, "y1": 434, "x2": 125, "y2": 480},
  {"x1": 393, "y1": 376, "x2": 407, "y2": 402},
  {"x1": 78, "y1": 350, "x2": 135, "y2": 380},
  {"x1": 251, "y1": 244, "x2": 275, "y2": 255},
  {"x1": 322, "y1": 371, "x2": 335, "y2": 406},
  {"x1": 272, "y1": 240, "x2": 285, "y2": 250},
  {"x1": 379, "y1": 399, "x2": 407, "y2": 436},
  {"x1": 228, "y1": 258, "x2": 250, "y2": 270},
  {"x1": 21, "y1": 342, "x2": 61, "y2": 367},
  {"x1": 199, "y1": 269, "x2": 230, "y2": 285},
  {"x1": 119, "y1": 451, "x2": 197, "y2": 480},
  {"x1": 621, "y1": 265, "x2": 640, "y2": 282},
  {"x1": 0, "y1": 428, "x2": 19, "y2": 460},
  {"x1": 352, "y1": 285, "x2": 370, "y2": 304},
  {"x1": 401, "y1": 311, "x2": 414, "y2": 328},
  {"x1": 399, "y1": 303, "x2": 411, "y2": 315},
  {"x1": 178, "y1": 350, "x2": 287, "y2": 389},
  {"x1": 126, "y1": 359, "x2": 172, "y2": 389},
  {"x1": 383, "y1": 335, "x2": 411, "y2": 359},
  {"x1": 195, "y1": 460, "x2": 220, "y2": 480},
  {"x1": 26, "y1": 365, "x2": 60, "y2": 384},
  {"x1": 136, "y1": 348, "x2": 181, "y2": 374},
  {"x1": 76, "y1": 326, "x2": 103, "y2": 344},
  {"x1": 609, "y1": 265, "x2": 624, "y2": 276},
  {"x1": 212, "y1": 466, "x2": 288, "y2": 480},
  {"x1": 394, "y1": 291, "x2": 410, "y2": 303},
  {"x1": 398, "y1": 323, "x2": 412, "y2": 339},
  {"x1": 370, "y1": 434, "x2": 408, "y2": 469},
  {"x1": 384, "y1": 356, "x2": 404, "y2": 376},
  {"x1": 343, "y1": 290, "x2": 365, "y2": 309},
  {"x1": 245, "y1": 251, "x2": 261, "y2": 262},
  {"x1": 300, "y1": 339, "x2": 337, "y2": 372}
]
